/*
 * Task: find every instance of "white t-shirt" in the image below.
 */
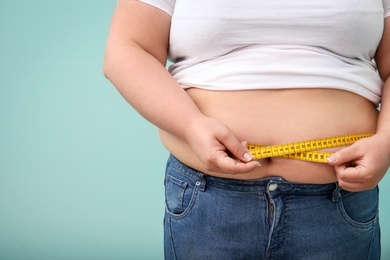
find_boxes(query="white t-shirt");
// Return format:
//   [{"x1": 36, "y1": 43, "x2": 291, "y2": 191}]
[{"x1": 138, "y1": 0, "x2": 390, "y2": 105}]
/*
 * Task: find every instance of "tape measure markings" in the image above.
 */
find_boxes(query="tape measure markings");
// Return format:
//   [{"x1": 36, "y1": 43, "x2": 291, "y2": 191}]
[{"x1": 247, "y1": 133, "x2": 373, "y2": 163}]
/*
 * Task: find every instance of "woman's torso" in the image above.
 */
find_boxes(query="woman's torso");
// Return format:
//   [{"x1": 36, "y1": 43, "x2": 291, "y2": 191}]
[
  {"x1": 160, "y1": 88, "x2": 378, "y2": 183},
  {"x1": 159, "y1": 0, "x2": 384, "y2": 183}
]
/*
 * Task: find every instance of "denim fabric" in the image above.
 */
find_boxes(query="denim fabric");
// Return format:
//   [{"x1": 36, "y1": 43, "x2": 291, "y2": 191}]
[{"x1": 164, "y1": 155, "x2": 380, "y2": 260}]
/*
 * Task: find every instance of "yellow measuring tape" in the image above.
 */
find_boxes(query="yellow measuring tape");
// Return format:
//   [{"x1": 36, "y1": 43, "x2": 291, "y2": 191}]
[{"x1": 247, "y1": 133, "x2": 373, "y2": 163}]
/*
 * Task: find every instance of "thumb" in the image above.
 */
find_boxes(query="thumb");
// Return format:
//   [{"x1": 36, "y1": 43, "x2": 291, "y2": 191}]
[
  {"x1": 238, "y1": 141, "x2": 255, "y2": 162},
  {"x1": 225, "y1": 139, "x2": 254, "y2": 162},
  {"x1": 326, "y1": 145, "x2": 360, "y2": 166}
]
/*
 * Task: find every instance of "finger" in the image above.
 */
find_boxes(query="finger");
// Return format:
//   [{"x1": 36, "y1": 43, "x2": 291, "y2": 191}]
[
  {"x1": 335, "y1": 166, "x2": 361, "y2": 192},
  {"x1": 220, "y1": 134, "x2": 254, "y2": 163},
  {"x1": 221, "y1": 160, "x2": 261, "y2": 175},
  {"x1": 215, "y1": 152, "x2": 260, "y2": 174},
  {"x1": 336, "y1": 179, "x2": 365, "y2": 192},
  {"x1": 327, "y1": 145, "x2": 361, "y2": 166},
  {"x1": 335, "y1": 164, "x2": 367, "y2": 183}
]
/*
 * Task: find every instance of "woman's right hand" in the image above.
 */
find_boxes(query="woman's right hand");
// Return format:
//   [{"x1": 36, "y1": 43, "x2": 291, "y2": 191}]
[
  {"x1": 184, "y1": 116, "x2": 261, "y2": 175},
  {"x1": 105, "y1": 2, "x2": 259, "y2": 176}
]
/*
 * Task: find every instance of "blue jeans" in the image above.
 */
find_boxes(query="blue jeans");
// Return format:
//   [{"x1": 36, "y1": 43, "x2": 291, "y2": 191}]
[{"x1": 164, "y1": 155, "x2": 380, "y2": 260}]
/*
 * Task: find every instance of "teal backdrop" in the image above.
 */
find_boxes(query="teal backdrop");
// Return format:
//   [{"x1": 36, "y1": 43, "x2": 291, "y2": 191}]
[{"x1": 0, "y1": 1, "x2": 389, "y2": 259}]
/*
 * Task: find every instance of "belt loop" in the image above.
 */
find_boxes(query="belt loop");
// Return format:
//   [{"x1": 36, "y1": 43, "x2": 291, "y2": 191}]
[
  {"x1": 196, "y1": 172, "x2": 206, "y2": 192},
  {"x1": 332, "y1": 183, "x2": 342, "y2": 202}
]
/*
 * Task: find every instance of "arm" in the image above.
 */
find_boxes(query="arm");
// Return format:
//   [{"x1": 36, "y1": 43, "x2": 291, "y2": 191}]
[
  {"x1": 327, "y1": 17, "x2": 390, "y2": 191},
  {"x1": 103, "y1": 0, "x2": 260, "y2": 174}
]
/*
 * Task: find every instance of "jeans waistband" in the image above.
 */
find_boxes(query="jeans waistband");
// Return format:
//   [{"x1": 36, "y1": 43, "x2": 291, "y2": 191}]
[{"x1": 167, "y1": 154, "x2": 339, "y2": 196}]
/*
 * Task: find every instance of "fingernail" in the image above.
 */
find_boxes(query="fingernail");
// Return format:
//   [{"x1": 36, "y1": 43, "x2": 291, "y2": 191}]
[
  {"x1": 244, "y1": 152, "x2": 253, "y2": 161},
  {"x1": 327, "y1": 155, "x2": 336, "y2": 163}
]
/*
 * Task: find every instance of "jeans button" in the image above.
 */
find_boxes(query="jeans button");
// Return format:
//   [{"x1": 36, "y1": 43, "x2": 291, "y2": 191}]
[
  {"x1": 196, "y1": 181, "x2": 201, "y2": 186},
  {"x1": 268, "y1": 183, "x2": 278, "y2": 191}
]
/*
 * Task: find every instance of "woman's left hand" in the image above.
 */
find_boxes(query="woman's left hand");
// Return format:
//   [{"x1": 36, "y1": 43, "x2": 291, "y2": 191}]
[{"x1": 327, "y1": 134, "x2": 390, "y2": 192}]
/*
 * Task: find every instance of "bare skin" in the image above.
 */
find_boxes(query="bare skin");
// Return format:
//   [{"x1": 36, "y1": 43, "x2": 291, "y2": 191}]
[
  {"x1": 104, "y1": 0, "x2": 390, "y2": 192},
  {"x1": 160, "y1": 88, "x2": 378, "y2": 184}
]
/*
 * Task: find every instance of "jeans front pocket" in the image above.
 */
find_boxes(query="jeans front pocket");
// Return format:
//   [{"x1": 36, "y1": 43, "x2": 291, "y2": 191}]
[
  {"x1": 164, "y1": 171, "x2": 199, "y2": 219},
  {"x1": 337, "y1": 187, "x2": 379, "y2": 229}
]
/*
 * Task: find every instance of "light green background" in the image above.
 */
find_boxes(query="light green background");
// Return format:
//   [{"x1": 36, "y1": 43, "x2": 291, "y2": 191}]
[{"x1": 0, "y1": 1, "x2": 389, "y2": 259}]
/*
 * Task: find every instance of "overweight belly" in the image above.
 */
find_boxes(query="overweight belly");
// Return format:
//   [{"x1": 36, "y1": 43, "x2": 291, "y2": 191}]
[{"x1": 160, "y1": 88, "x2": 378, "y2": 183}]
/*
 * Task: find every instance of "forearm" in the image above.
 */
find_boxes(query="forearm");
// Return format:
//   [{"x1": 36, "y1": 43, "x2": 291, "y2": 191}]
[
  {"x1": 375, "y1": 18, "x2": 390, "y2": 141},
  {"x1": 104, "y1": 44, "x2": 204, "y2": 140},
  {"x1": 377, "y1": 78, "x2": 390, "y2": 141}
]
